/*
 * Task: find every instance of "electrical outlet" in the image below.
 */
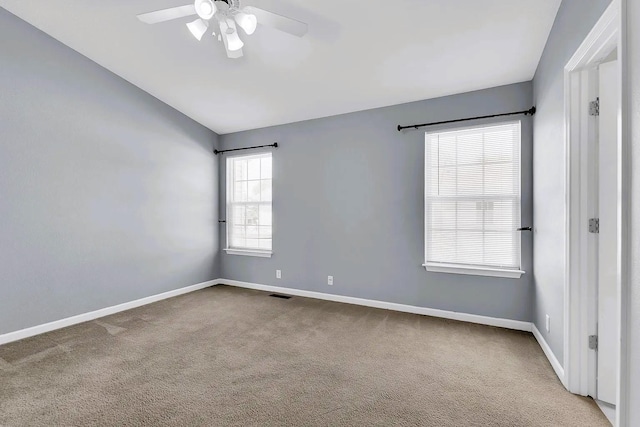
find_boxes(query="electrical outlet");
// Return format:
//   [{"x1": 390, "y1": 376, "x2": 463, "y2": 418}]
[
  {"x1": 546, "y1": 314, "x2": 550, "y2": 332},
  {"x1": 327, "y1": 276, "x2": 333, "y2": 286},
  {"x1": 276, "y1": 270, "x2": 281, "y2": 279}
]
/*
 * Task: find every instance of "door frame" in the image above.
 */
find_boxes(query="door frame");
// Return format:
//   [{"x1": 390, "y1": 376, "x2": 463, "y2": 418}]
[{"x1": 563, "y1": 1, "x2": 631, "y2": 425}]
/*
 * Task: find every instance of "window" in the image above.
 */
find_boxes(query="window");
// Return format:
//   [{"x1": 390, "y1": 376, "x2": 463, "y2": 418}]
[
  {"x1": 424, "y1": 121, "x2": 524, "y2": 278},
  {"x1": 225, "y1": 153, "x2": 272, "y2": 257}
]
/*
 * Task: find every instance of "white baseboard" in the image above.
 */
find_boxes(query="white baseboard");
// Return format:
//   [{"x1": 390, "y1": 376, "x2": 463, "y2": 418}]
[
  {"x1": 0, "y1": 279, "x2": 218, "y2": 346},
  {"x1": 532, "y1": 324, "x2": 565, "y2": 384},
  {"x1": 0, "y1": 277, "x2": 543, "y2": 361},
  {"x1": 217, "y1": 279, "x2": 532, "y2": 332}
]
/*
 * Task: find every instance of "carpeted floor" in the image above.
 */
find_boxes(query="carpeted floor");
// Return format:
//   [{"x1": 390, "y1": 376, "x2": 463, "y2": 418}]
[{"x1": 0, "y1": 285, "x2": 609, "y2": 426}]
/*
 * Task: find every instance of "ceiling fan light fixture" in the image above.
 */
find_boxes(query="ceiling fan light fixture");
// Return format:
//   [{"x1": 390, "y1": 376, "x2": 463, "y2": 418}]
[
  {"x1": 226, "y1": 31, "x2": 244, "y2": 51},
  {"x1": 187, "y1": 18, "x2": 209, "y2": 41},
  {"x1": 234, "y1": 11, "x2": 257, "y2": 35},
  {"x1": 218, "y1": 19, "x2": 244, "y2": 59},
  {"x1": 194, "y1": 0, "x2": 216, "y2": 20},
  {"x1": 221, "y1": 19, "x2": 244, "y2": 52},
  {"x1": 136, "y1": 1, "x2": 307, "y2": 59}
]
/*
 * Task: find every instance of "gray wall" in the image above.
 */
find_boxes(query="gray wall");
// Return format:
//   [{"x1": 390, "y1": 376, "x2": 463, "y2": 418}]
[
  {"x1": 627, "y1": 0, "x2": 640, "y2": 423},
  {"x1": 219, "y1": 82, "x2": 534, "y2": 322},
  {"x1": 0, "y1": 9, "x2": 220, "y2": 335},
  {"x1": 531, "y1": 0, "x2": 611, "y2": 362}
]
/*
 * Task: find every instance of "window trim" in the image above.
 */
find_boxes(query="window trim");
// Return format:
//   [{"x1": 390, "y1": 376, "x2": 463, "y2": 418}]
[
  {"x1": 225, "y1": 152, "x2": 273, "y2": 257},
  {"x1": 224, "y1": 248, "x2": 272, "y2": 258},
  {"x1": 422, "y1": 262, "x2": 524, "y2": 278},
  {"x1": 423, "y1": 120, "x2": 524, "y2": 279}
]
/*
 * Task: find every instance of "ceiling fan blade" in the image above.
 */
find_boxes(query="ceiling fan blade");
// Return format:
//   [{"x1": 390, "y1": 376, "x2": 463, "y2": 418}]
[
  {"x1": 137, "y1": 5, "x2": 196, "y2": 24},
  {"x1": 243, "y1": 6, "x2": 308, "y2": 37}
]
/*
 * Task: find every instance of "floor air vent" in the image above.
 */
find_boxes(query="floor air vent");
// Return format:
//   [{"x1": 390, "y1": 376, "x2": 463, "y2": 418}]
[{"x1": 269, "y1": 294, "x2": 292, "y2": 299}]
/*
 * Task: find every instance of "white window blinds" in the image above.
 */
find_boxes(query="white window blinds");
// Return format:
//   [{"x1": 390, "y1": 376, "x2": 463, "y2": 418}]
[
  {"x1": 227, "y1": 153, "x2": 272, "y2": 252},
  {"x1": 425, "y1": 121, "x2": 521, "y2": 270}
]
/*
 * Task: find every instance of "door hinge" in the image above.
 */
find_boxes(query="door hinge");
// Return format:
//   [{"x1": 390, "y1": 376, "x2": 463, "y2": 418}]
[
  {"x1": 589, "y1": 335, "x2": 598, "y2": 350},
  {"x1": 589, "y1": 218, "x2": 600, "y2": 233},
  {"x1": 589, "y1": 98, "x2": 600, "y2": 116}
]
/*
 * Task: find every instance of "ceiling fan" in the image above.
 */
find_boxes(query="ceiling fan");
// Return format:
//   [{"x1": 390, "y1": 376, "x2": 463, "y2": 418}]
[{"x1": 137, "y1": 0, "x2": 308, "y2": 59}]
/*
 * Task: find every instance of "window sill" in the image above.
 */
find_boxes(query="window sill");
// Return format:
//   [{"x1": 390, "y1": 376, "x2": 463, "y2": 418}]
[
  {"x1": 224, "y1": 249, "x2": 272, "y2": 258},
  {"x1": 422, "y1": 262, "x2": 524, "y2": 279}
]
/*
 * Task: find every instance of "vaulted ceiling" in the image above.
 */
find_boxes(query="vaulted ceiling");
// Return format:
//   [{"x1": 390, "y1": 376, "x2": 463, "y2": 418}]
[{"x1": 0, "y1": 0, "x2": 561, "y2": 134}]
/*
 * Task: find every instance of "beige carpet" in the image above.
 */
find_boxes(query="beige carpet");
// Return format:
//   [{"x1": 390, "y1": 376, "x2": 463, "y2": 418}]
[{"x1": 0, "y1": 285, "x2": 609, "y2": 426}]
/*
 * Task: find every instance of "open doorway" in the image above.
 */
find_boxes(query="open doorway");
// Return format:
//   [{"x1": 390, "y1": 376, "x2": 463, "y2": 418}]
[{"x1": 564, "y1": 2, "x2": 624, "y2": 426}]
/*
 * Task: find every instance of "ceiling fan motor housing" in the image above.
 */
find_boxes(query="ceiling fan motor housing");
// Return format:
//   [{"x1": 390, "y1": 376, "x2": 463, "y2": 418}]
[{"x1": 213, "y1": 0, "x2": 241, "y2": 12}]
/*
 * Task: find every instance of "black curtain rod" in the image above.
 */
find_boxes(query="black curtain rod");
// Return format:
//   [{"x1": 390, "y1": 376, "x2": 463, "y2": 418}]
[
  {"x1": 397, "y1": 107, "x2": 536, "y2": 132},
  {"x1": 214, "y1": 142, "x2": 278, "y2": 155}
]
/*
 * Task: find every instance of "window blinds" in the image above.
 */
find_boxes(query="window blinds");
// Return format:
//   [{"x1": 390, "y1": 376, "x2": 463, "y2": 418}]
[
  {"x1": 425, "y1": 122, "x2": 521, "y2": 269},
  {"x1": 227, "y1": 153, "x2": 272, "y2": 251}
]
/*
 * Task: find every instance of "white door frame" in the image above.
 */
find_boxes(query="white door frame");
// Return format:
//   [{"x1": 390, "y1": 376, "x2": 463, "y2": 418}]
[{"x1": 563, "y1": 1, "x2": 631, "y2": 425}]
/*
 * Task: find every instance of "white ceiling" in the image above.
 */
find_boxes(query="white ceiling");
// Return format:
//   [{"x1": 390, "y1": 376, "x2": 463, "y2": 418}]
[{"x1": 1, "y1": 0, "x2": 561, "y2": 134}]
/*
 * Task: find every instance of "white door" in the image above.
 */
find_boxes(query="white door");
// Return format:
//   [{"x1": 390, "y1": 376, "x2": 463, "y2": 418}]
[{"x1": 596, "y1": 59, "x2": 619, "y2": 405}]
